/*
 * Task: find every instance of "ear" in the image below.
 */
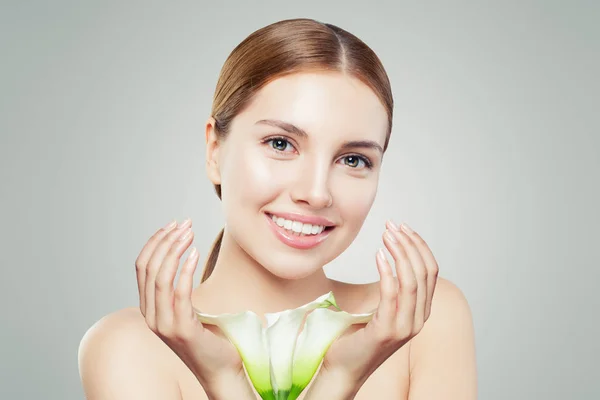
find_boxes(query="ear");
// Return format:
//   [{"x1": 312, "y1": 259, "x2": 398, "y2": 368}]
[{"x1": 205, "y1": 117, "x2": 221, "y2": 186}]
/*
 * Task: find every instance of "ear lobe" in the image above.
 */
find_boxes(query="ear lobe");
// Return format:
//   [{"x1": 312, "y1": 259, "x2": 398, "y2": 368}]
[{"x1": 205, "y1": 117, "x2": 221, "y2": 185}]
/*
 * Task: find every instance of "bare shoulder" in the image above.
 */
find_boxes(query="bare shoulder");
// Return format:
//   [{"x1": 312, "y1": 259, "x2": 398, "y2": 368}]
[
  {"x1": 337, "y1": 275, "x2": 472, "y2": 317},
  {"x1": 78, "y1": 307, "x2": 183, "y2": 399},
  {"x1": 412, "y1": 276, "x2": 474, "y2": 344},
  {"x1": 360, "y1": 275, "x2": 474, "y2": 352},
  {"x1": 359, "y1": 276, "x2": 476, "y2": 398},
  {"x1": 409, "y1": 276, "x2": 478, "y2": 399}
]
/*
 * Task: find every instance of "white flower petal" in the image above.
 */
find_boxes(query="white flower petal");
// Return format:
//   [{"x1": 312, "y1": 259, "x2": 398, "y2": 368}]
[
  {"x1": 195, "y1": 310, "x2": 272, "y2": 397},
  {"x1": 290, "y1": 307, "x2": 375, "y2": 398},
  {"x1": 264, "y1": 291, "x2": 339, "y2": 396}
]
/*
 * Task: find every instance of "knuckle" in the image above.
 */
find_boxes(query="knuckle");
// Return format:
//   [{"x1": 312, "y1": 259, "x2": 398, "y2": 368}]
[
  {"x1": 395, "y1": 324, "x2": 412, "y2": 340},
  {"x1": 172, "y1": 327, "x2": 193, "y2": 342},
  {"x1": 174, "y1": 287, "x2": 187, "y2": 301},
  {"x1": 397, "y1": 246, "x2": 408, "y2": 260},
  {"x1": 414, "y1": 267, "x2": 427, "y2": 281},
  {"x1": 403, "y1": 280, "x2": 418, "y2": 294},
  {"x1": 135, "y1": 260, "x2": 145, "y2": 273},
  {"x1": 146, "y1": 260, "x2": 160, "y2": 275},
  {"x1": 154, "y1": 275, "x2": 170, "y2": 292}
]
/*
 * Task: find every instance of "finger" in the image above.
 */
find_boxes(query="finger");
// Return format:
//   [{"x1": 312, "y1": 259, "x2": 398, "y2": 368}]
[
  {"x1": 155, "y1": 227, "x2": 194, "y2": 334},
  {"x1": 374, "y1": 248, "x2": 398, "y2": 323},
  {"x1": 400, "y1": 225, "x2": 440, "y2": 320},
  {"x1": 389, "y1": 222, "x2": 428, "y2": 332},
  {"x1": 135, "y1": 220, "x2": 177, "y2": 315},
  {"x1": 174, "y1": 246, "x2": 201, "y2": 332},
  {"x1": 145, "y1": 219, "x2": 192, "y2": 329},
  {"x1": 383, "y1": 228, "x2": 417, "y2": 334}
]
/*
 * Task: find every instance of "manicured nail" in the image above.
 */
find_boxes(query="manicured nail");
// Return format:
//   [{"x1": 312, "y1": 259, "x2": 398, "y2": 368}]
[
  {"x1": 179, "y1": 218, "x2": 192, "y2": 228},
  {"x1": 387, "y1": 220, "x2": 400, "y2": 231},
  {"x1": 179, "y1": 227, "x2": 193, "y2": 241},
  {"x1": 163, "y1": 220, "x2": 177, "y2": 230},
  {"x1": 384, "y1": 229, "x2": 397, "y2": 243},
  {"x1": 401, "y1": 223, "x2": 413, "y2": 234},
  {"x1": 190, "y1": 247, "x2": 198, "y2": 258},
  {"x1": 377, "y1": 248, "x2": 386, "y2": 261}
]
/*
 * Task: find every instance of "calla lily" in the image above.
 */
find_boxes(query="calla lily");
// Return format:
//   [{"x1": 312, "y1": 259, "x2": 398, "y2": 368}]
[{"x1": 194, "y1": 292, "x2": 375, "y2": 400}]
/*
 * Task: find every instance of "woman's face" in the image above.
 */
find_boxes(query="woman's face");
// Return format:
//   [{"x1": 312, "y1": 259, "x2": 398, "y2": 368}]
[{"x1": 208, "y1": 71, "x2": 389, "y2": 279}]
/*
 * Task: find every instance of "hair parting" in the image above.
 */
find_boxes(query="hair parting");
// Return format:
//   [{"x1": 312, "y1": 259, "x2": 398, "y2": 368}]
[{"x1": 200, "y1": 18, "x2": 393, "y2": 283}]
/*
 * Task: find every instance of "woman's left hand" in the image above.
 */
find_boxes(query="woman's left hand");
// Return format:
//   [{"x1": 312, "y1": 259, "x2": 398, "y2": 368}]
[{"x1": 308, "y1": 220, "x2": 439, "y2": 398}]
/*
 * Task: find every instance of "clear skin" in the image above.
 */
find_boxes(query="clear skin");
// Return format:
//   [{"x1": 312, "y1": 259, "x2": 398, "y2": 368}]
[
  {"x1": 200, "y1": 71, "x2": 388, "y2": 315},
  {"x1": 79, "y1": 71, "x2": 477, "y2": 400},
  {"x1": 139, "y1": 71, "x2": 435, "y2": 395}
]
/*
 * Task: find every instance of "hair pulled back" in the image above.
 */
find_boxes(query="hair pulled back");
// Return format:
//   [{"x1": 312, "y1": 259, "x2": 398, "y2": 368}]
[{"x1": 201, "y1": 18, "x2": 394, "y2": 282}]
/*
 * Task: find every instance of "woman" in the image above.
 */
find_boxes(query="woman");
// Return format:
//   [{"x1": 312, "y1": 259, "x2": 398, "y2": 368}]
[{"x1": 79, "y1": 18, "x2": 477, "y2": 399}]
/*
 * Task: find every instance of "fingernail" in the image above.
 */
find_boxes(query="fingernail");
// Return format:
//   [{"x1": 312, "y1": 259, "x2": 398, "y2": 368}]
[
  {"x1": 401, "y1": 223, "x2": 413, "y2": 233},
  {"x1": 377, "y1": 248, "x2": 386, "y2": 260},
  {"x1": 163, "y1": 220, "x2": 177, "y2": 230},
  {"x1": 179, "y1": 218, "x2": 192, "y2": 228},
  {"x1": 179, "y1": 227, "x2": 193, "y2": 241},
  {"x1": 384, "y1": 229, "x2": 398, "y2": 243},
  {"x1": 190, "y1": 247, "x2": 198, "y2": 258},
  {"x1": 387, "y1": 220, "x2": 400, "y2": 231}
]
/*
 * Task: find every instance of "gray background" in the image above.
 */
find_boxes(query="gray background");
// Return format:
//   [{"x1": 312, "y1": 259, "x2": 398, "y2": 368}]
[{"x1": 1, "y1": 1, "x2": 598, "y2": 399}]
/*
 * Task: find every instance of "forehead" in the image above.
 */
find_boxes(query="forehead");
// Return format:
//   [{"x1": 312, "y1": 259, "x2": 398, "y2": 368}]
[{"x1": 234, "y1": 72, "x2": 388, "y2": 143}]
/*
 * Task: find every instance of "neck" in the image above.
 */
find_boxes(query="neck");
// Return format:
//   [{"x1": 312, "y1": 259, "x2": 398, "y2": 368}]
[{"x1": 193, "y1": 227, "x2": 337, "y2": 316}]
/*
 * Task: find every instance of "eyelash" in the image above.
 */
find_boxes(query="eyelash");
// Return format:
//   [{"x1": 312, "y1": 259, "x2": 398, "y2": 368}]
[{"x1": 262, "y1": 136, "x2": 374, "y2": 169}]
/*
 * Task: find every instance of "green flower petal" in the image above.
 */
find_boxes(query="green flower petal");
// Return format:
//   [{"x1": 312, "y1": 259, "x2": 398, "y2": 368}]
[
  {"x1": 290, "y1": 307, "x2": 375, "y2": 398},
  {"x1": 194, "y1": 292, "x2": 373, "y2": 400},
  {"x1": 264, "y1": 291, "x2": 339, "y2": 397}
]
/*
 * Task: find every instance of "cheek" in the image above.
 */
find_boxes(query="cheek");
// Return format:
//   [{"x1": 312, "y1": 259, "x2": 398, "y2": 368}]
[
  {"x1": 220, "y1": 146, "x2": 289, "y2": 211},
  {"x1": 332, "y1": 177, "x2": 378, "y2": 228}
]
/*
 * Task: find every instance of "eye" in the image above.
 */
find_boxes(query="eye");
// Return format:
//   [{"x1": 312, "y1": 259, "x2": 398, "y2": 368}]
[
  {"x1": 341, "y1": 155, "x2": 372, "y2": 169},
  {"x1": 265, "y1": 137, "x2": 295, "y2": 153}
]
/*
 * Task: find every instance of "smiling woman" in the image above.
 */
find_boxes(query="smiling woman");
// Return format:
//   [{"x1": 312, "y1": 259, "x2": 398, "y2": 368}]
[{"x1": 78, "y1": 18, "x2": 477, "y2": 400}]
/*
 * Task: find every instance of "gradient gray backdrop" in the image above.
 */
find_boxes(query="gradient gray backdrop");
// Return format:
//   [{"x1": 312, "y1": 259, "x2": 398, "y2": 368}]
[{"x1": 1, "y1": 1, "x2": 598, "y2": 399}]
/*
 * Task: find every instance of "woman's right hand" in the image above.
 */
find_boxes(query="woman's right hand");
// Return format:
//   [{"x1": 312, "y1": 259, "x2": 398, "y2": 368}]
[{"x1": 135, "y1": 218, "x2": 254, "y2": 398}]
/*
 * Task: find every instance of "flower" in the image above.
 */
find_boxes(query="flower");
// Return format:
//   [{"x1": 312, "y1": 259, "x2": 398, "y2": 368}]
[{"x1": 195, "y1": 292, "x2": 374, "y2": 400}]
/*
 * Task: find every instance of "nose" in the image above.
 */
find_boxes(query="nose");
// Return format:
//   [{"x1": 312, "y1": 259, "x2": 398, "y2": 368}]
[{"x1": 289, "y1": 159, "x2": 333, "y2": 209}]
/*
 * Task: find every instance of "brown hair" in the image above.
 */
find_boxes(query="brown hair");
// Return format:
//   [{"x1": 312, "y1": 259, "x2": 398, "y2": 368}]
[{"x1": 200, "y1": 18, "x2": 394, "y2": 283}]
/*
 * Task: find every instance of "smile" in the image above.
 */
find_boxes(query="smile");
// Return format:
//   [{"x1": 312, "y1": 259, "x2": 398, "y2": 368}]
[{"x1": 265, "y1": 212, "x2": 335, "y2": 250}]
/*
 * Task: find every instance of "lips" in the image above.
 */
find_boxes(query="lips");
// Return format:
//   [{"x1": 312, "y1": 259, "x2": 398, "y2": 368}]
[{"x1": 265, "y1": 213, "x2": 334, "y2": 250}]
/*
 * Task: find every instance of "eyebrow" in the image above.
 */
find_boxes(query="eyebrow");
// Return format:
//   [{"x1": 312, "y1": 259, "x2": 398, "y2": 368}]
[{"x1": 255, "y1": 119, "x2": 384, "y2": 154}]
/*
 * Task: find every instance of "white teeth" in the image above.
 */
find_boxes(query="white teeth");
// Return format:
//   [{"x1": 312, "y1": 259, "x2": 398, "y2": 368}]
[
  {"x1": 291, "y1": 221, "x2": 303, "y2": 233},
  {"x1": 302, "y1": 224, "x2": 312, "y2": 234},
  {"x1": 269, "y1": 214, "x2": 327, "y2": 236}
]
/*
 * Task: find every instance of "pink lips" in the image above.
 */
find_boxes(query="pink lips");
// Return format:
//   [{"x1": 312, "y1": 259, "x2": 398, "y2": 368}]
[{"x1": 265, "y1": 213, "x2": 333, "y2": 250}]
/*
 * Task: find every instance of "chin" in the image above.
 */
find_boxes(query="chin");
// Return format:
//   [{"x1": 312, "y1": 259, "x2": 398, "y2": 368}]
[{"x1": 258, "y1": 254, "x2": 326, "y2": 280}]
